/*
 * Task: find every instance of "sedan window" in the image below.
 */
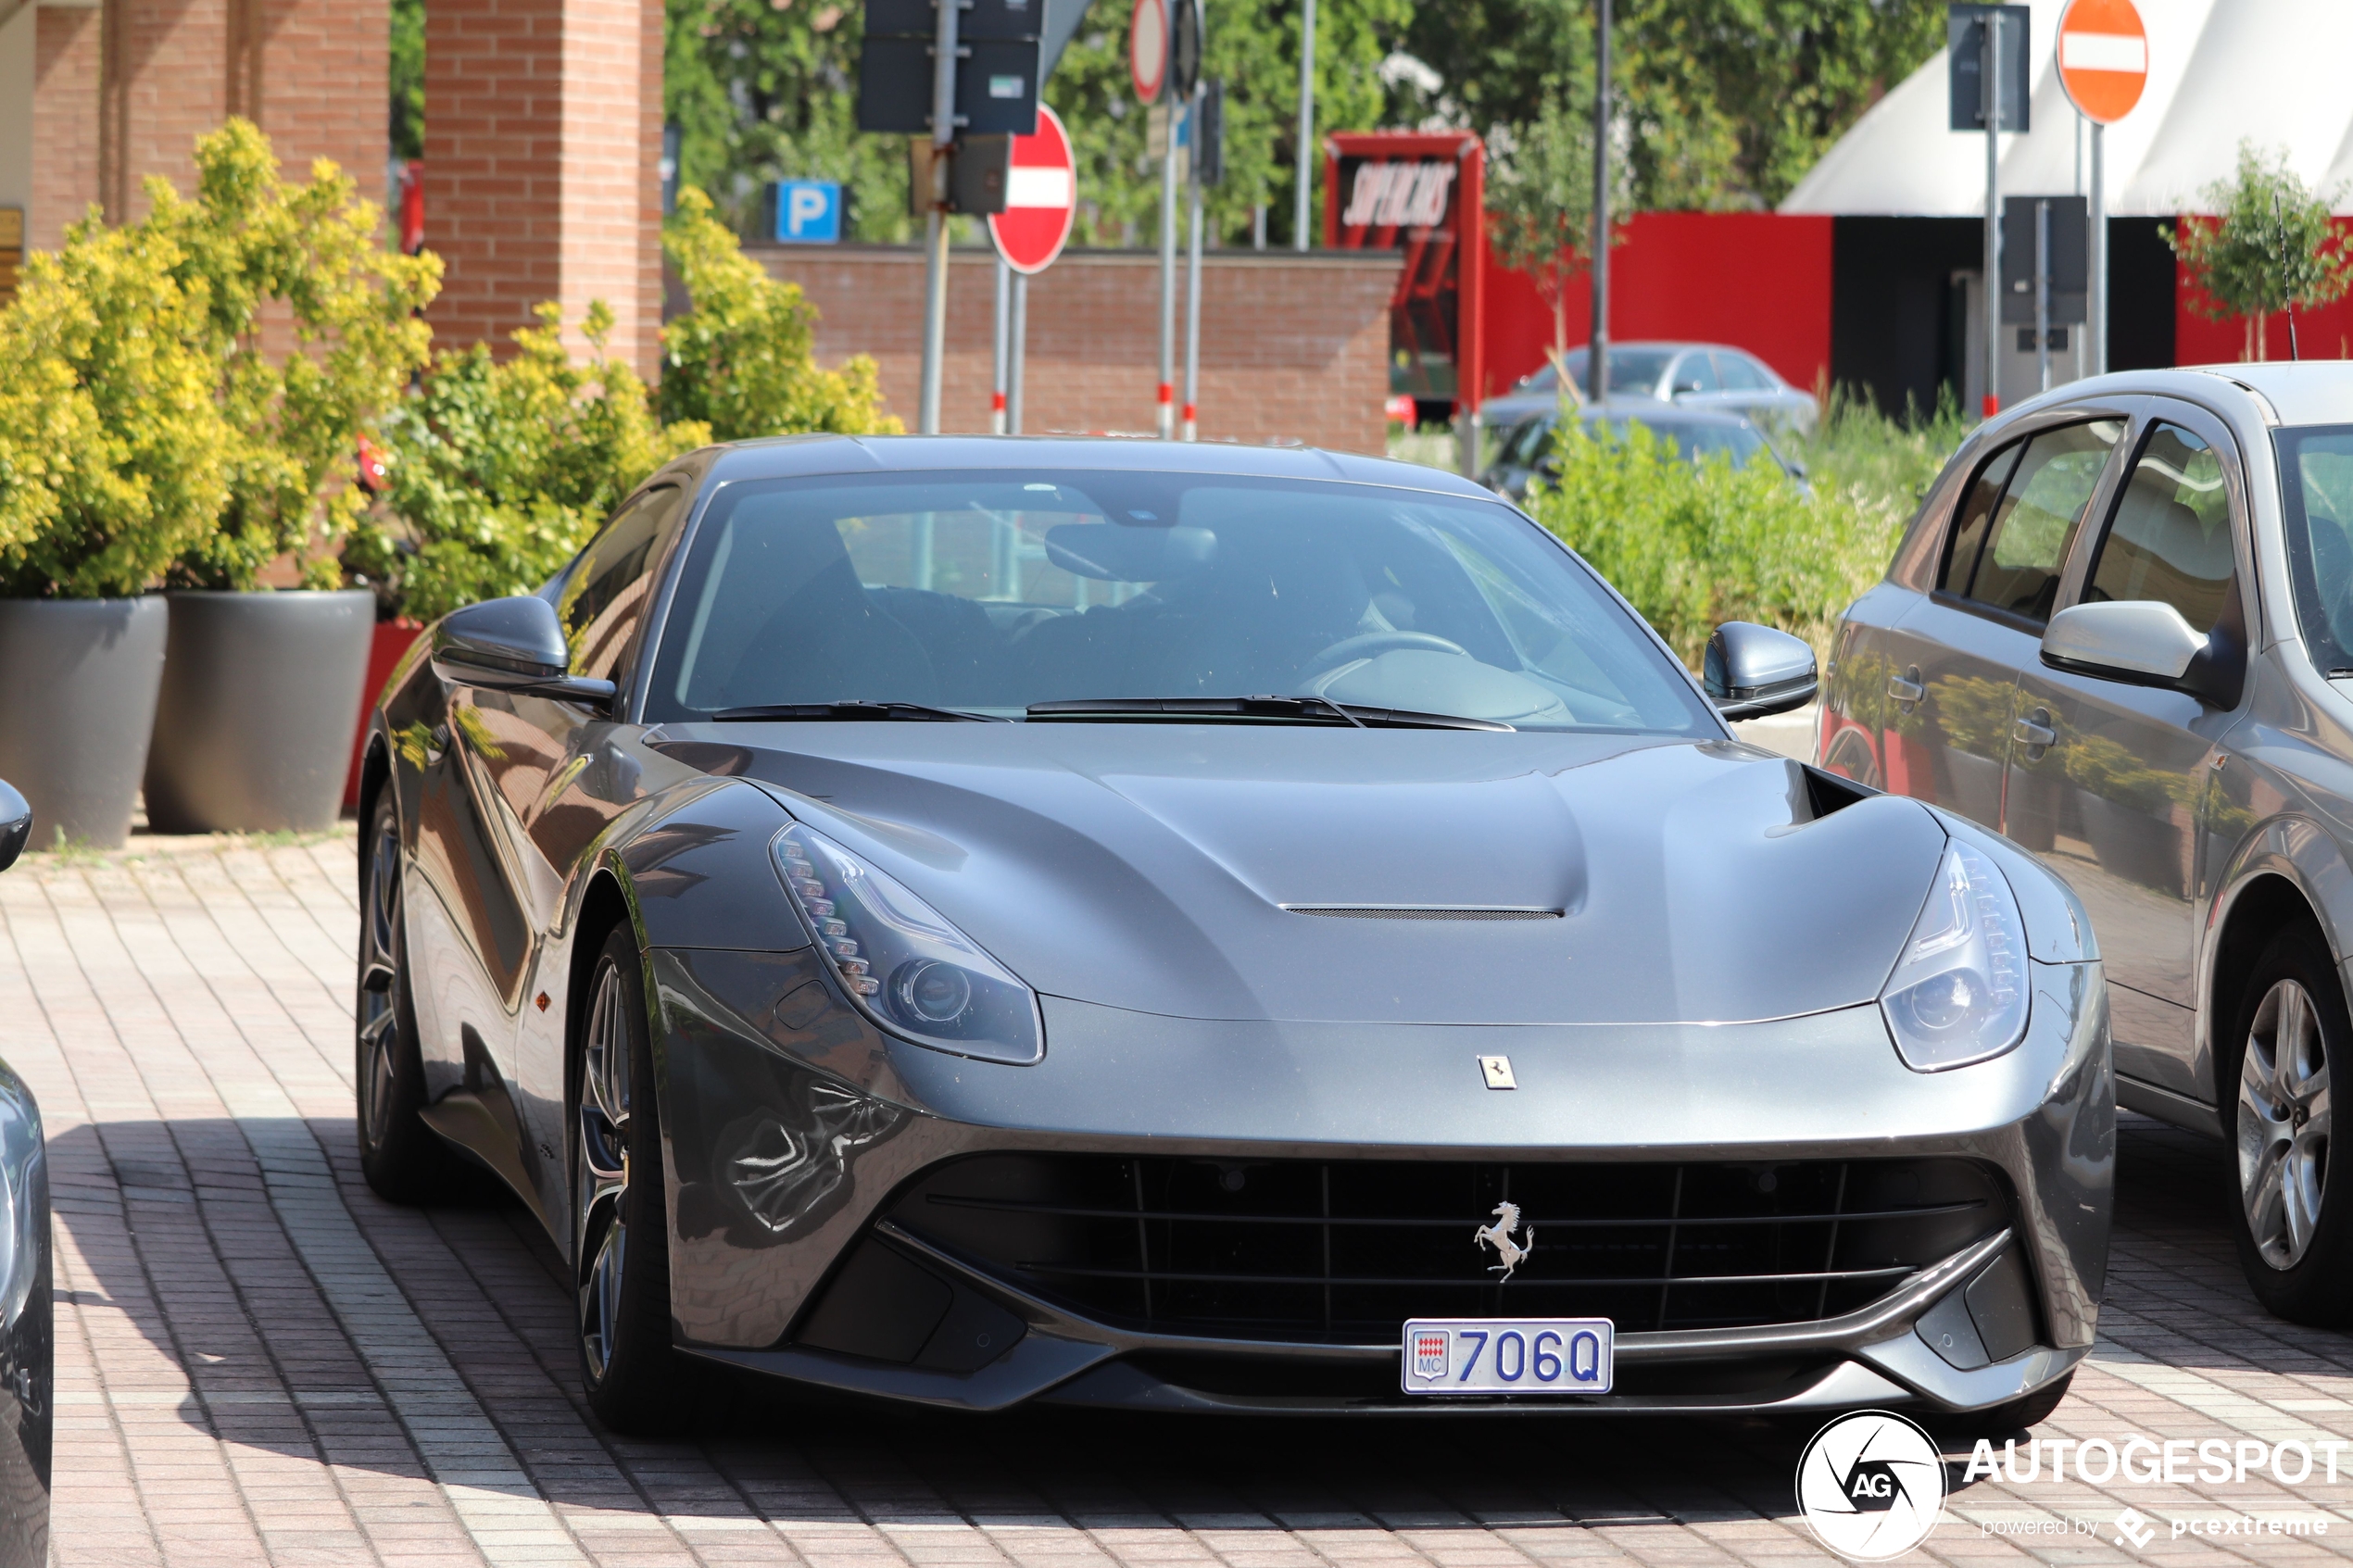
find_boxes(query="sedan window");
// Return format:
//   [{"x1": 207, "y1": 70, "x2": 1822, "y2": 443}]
[
  {"x1": 1957, "y1": 420, "x2": 2122, "y2": 622},
  {"x1": 1715, "y1": 353, "x2": 1773, "y2": 392},
  {"x1": 2275, "y1": 424, "x2": 2353, "y2": 673},
  {"x1": 2083, "y1": 423, "x2": 2235, "y2": 634},
  {"x1": 1669, "y1": 355, "x2": 1719, "y2": 395}
]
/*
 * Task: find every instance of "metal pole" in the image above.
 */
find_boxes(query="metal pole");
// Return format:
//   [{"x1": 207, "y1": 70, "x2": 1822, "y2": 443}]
[
  {"x1": 1183, "y1": 100, "x2": 1205, "y2": 442},
  {"x1": 917, "y1": 0, "x2": 960, "y2": 434},
  {"x1": 1008, "y1": 272, "x2": 1028, "y2": 433},
  {"x1": 1293, "y1": 0, "x2": 1315, "y2": 251},
  {"x1": 991, "y1": 257, "x2": 1011, "y2": 434},
  {"x1": 1158, "y1": 99, "x2": 1181, "y2": 438},
  {"x1": 1982, "y1": 10, "x2": 2001, "y2": 418},
  {"x1": 1588, "y1": 0, "x2": 1610, "y2": 405},
  {"x1": 2035, "y1": 198, "x2": 2051, "y2": 394},
  {"x1": 2090, "y1": 121, "x2": 2106, "y2": 377}
]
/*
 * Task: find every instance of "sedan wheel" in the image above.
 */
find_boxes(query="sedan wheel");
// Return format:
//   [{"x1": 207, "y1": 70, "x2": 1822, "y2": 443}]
[
  {"x1": 2239, "y1": 977, "x2": 2332, "y2": 1270},
  {"x1": 2228, "y1": 925, "x2": 2353, "y2": 1324},
  {"x1": 576, "y1": 960, "x2": 632, "y2": 1385},
  {"x1": 354, "y1": 793, "x2": 464, "y2": 1204}
]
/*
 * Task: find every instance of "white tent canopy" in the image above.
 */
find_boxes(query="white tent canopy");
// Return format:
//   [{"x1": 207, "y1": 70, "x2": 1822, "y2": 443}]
[{"x1": 1780, "y1": 0, "x2": 2353, "y2": 218}]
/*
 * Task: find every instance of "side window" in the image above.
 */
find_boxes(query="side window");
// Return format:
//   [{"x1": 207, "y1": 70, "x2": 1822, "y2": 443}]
[
  {"x1": 1715, "y1": 353, "x2": 1771, "y2": 392},
  {"x1": 2084, "y1": 422, "x2": 2235, "y2": 633},
  {"x1": 1959, "y1": 420, "x2": 2123, "y2": 622},
  {"x1": 558, "y1": 484, "x2": 689, "y2": 681},
  {"x1": 1938, "y1": 442, "x2": 2024, "y2": 594},
  {"x1": 1670, "y1": 354, "x2": 1718, "y2": 394}
]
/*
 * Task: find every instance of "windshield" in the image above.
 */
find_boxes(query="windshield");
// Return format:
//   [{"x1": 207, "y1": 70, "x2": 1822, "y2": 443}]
[
  {"x1": 1512, "y1": 348, "x2": 1678, "y2": 398},
  {"x1": 2278, "y1": 425, "x2": 2353, "y2": 673},
  {"x1": 644, "y1": 470, "x2": 1716, "y2": 734},
  {"x1": 1501, "y1": 412, "x2": 1769, "y2": 470}
]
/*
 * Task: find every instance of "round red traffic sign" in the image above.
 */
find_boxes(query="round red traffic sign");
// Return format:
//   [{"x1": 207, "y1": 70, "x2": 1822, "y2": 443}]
[
  {"x1": 2057, "y1": 0, "x2": 2148, "y2": 125},
  {"x1": 987, "y1": 106, "x2": 1078, "y2": 275},
  {"x1": 1129, "y1": 0, "x2": 1167, "y2": 104}
]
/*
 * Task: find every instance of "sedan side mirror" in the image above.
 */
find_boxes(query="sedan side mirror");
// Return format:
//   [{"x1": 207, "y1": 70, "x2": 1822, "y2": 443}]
[
  {"x1": 0, "y1": 779, "x2": 30, "y2": 872},
  {"x1": 431, "y1": 596, "x2": 619, "y2": 709},
  {"x1": 1705, "y1": 621, "x2": 1818, "y2": 721},
  {"x1": 2041, "y1": 599, "x2": 2242, "y2": 707}
]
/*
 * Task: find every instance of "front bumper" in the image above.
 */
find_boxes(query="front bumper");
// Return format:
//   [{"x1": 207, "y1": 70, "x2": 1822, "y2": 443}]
[{"x1": 650, "y1": 947, "x2": 2112, "y2": 1415}]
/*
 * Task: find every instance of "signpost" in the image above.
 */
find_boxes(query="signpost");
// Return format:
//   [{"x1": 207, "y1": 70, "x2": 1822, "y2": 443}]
[
  {"x1": 987, "y1": 105, "x2": 1078, "y2": 434},
  {"x1": 1950, "y1": 4, "x2": 2030, "y2": 415},
  {"x1": 2057, "y1": 0, "x2": 2148, "y2": 377}
]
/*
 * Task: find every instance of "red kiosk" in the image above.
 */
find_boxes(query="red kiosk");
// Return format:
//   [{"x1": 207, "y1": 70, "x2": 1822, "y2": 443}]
[{"x1": 1324, "y1": 132, "x2": 1487, "y2": 429}]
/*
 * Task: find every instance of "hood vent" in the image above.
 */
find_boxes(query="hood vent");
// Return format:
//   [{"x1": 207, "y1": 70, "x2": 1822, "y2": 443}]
[{"x1": 1281, "y1": 905, "x2": 1563, "y2": 921}]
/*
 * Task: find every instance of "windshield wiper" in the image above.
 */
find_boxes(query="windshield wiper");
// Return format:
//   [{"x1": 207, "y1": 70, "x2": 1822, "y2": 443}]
[
  {"x1": 1025, "y1": 696, "x2": 1513, "y2": 732},
  {"x1": 711, "y1": 701, "x2": 1006, "y2": 722}
]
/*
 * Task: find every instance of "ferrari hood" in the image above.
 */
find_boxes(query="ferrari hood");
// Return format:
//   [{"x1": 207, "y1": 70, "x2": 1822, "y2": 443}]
[{"x1": 656, "y1": 723, "x2": 1949, "y2": 1026}]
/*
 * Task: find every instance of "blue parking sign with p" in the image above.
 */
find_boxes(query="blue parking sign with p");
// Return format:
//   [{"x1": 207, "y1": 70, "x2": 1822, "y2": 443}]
[{"x1": 774, "y1": 181, "x2": 842, "y2": 244}]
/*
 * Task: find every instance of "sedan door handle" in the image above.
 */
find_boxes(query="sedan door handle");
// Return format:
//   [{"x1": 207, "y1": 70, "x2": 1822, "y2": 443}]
[
  {"x1": 2012, "y1": 715, "x2": 2057, "y2": 749},
  {"x1": 1887, "y1": 671, "x2": 1924, "y2": 705}
]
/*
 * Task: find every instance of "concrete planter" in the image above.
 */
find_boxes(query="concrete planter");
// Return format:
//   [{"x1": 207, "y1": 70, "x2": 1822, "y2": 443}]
[
  {"x1": 144, "y1": 590, "x2": 375, "y2": 834},
  {"x1": 0, "y1": 597, "x2": 171, "y2": 850}
]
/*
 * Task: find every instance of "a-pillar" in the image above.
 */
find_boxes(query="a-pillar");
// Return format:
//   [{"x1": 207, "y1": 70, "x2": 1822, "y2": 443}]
[{"x1": 423, "y1": 0, "x2": 662, "y2": 378}]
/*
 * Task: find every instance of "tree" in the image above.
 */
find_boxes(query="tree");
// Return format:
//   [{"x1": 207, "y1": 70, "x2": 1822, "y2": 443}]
[
  {"x1": 1484, "y1": 94, "x2": 1624, "y2": 374},
  {"x1": 2167, "y1": 141, "x2": 2353, "y2": 362}
]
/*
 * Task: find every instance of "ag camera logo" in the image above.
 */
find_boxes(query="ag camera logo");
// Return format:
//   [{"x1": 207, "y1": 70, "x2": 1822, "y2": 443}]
[{"x1": 1795, "y1": 1411, "x2": 1948, "y2": 1561}]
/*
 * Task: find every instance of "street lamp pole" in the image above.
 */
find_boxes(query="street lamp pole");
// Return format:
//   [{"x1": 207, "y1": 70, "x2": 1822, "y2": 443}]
[
  {"x1": 1294, "y1": 0, "x2": 1315, "y2": 250},
  {"x1": 1588, "y1": 0, "x2": 1610, "y2": 405},
  {"x1": 917, "y1": 0, "x2": 960, "y2": 433},
  {"x1": 1982, "y1": 8, "x2": 2002, "y2": 418}
]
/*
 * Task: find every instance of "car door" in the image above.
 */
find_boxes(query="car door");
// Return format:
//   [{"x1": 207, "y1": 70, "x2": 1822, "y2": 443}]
[
  {"x1": 2005, "y1": 404, "x2": 2250, "y2": 1099},
  {"x1": 1667, "y1": 350, "x2": 1719, "y2": 408},
  {"x1": 1849, "y1": 418, "x2": 2124, "y2": 830}
]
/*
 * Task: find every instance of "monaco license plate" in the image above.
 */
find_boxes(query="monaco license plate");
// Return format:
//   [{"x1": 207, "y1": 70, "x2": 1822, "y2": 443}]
[{"x1": 1400, "y1": 1318, "x2": 1615, "y2": 1395}]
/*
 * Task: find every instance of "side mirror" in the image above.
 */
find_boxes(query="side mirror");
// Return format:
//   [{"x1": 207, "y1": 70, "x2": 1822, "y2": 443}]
[
  {"x1": 2039, "y1": 598, "x2": 2244, "y2": 708},
  {"x1": 431, "y1": 596, "x2": 618, "y2": 709},
  {"x1": 0, "y1": 780, "x2": 29, "y2": 872},
  {"x1": 1705, "y1": 621, "x2": 1819, "y2": 721}
]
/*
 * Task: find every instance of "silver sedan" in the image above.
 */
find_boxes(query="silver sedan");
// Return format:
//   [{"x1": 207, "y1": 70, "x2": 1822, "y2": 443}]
[
  {"x1": 1819, "y1": 361, "x2": 2353, "y2": 1325},
  {"x1": 1481, "y1": 343, "x2": 1821, "y2": 439}
]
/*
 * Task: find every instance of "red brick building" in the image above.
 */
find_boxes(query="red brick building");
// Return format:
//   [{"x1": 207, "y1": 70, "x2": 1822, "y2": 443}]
[{"x1": 0, "y1": 0, "x2": 666, "y2": 376}]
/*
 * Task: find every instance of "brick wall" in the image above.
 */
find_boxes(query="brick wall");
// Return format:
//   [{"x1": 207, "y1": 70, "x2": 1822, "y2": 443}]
[
  {"x1": 31, "y1": 6, "x2": 100, "y2": 254},
  {"x1": 424, "y1": 0, "x2": 661, "y2": 376},
  {"x1": 749, "y1": 245, "x2": 1400, "y2": 454}
]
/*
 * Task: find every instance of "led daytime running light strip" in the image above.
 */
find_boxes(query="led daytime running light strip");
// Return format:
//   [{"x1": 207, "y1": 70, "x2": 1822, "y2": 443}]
[{"x1": 779, "y1": 838, "x2": 881, "y2": 997}]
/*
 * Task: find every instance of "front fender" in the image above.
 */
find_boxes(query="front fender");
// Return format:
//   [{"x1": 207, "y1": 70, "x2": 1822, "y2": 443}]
[{"x1": 2201, "y1": 811, "x2": 2353, "y2": 1100}]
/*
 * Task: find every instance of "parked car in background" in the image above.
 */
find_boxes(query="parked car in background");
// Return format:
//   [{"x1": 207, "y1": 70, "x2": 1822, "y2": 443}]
[
  {"x1": 1481, "y1": 343, "x2": 1820, "y2": 439},
  {"x1": 1482, "y1": 403, "x2": 1804, "y2": 502},
  {"x1": 359, "y1": 435, "x2": 2106, "y2": 1432},
  {"x1": 0, "y1": 782, "x2": 49, "y2": 1568},
  {"x1": 1817, "y1": 361, "x2": 2353, "y2": 1326}
]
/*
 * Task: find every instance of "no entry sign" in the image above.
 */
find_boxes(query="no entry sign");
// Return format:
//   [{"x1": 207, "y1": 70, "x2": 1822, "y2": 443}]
[
  {"x1": 988, "y1": 105, "x2": 1078, "y2": 275},
  {"x1": 1128, "y1": 0, "x2": 1167, "y2": 104},
  {"x1": 2057, "y1": 0, "x2": 2148, "y2": 124}
]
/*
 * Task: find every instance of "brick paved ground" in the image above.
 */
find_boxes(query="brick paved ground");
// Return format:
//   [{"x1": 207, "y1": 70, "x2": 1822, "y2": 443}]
[{"x1": 6, "y1": 826, "x2": 2353, "y2": 1565}]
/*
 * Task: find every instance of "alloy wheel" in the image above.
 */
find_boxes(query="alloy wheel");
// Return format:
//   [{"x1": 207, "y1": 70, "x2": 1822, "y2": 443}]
[
  {"x1": 356, "y1": 809, "x2": 404, "y2": 1153},
  {"x1": 577, "y1": 960, "x2": 632, "y2": 1382},
  {"x1": 2238, "y1": 977, "x2": 2334, "y2": 1270}
]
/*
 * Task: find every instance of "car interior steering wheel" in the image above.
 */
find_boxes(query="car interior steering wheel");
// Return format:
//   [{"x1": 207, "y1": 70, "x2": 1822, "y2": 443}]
[{"x1": 1301, "y1": 631, "x2": 1473, "y2": 682}]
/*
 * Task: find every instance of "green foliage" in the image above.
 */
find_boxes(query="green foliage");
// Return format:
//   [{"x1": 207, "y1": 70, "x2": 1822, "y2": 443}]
[
  {"x1": 0, "y1": 119, "x2": 437, "y2": 598},
  {"x1": 1404, "y1": 0, "x2": 1944, "y2": 212},
  {"x1": 1520, "y1": 418, "x2": 1904, "y2": 669},
  {"x1": 391, "y1": 0, "x2": 424, "y2": 162},
  {"x1": 658, "y1": 187, "x2": 900, "y2": 439},
  {"x1": 355, "y1": 303, "x2": 709, "y2": 623},
  {"x1": 2166, "y1": 141, "x2": 2353, "y2": 335},
  {"x1": 1484, "y1": 93, "x2": 1627, "y2": 368},
  {"x1": 1786, "y1": 383, "x2": 1972, "y2": 516},
  {"x1": 668, "y1": 0, "x2": 1406, "y2": 246}
]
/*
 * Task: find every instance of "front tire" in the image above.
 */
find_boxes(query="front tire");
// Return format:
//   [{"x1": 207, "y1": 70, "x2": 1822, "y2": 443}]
[
  {"x1": 575, "y1": 926, "x2": 686, "y2": 1432},
  {"x1": 2225, "y1": 924, "x2": 2353, "y2": 1326},
  {"x1": 356, "y1": 792, "x2": 469, "y2": 1204}
]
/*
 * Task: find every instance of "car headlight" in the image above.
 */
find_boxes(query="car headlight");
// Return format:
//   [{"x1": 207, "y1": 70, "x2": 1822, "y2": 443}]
[
  {"x1": 1880, "y1": 840, "x2": 2029, "y2": 1072},
  {"x1": 773, "y1": 823, "x2": 1043, "y2": 1064}
]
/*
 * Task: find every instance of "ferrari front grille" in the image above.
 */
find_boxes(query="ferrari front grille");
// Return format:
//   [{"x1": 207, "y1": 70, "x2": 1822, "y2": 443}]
[{"x1": 883, "y1": 1154, "x2": 2009, "y2": 1342}]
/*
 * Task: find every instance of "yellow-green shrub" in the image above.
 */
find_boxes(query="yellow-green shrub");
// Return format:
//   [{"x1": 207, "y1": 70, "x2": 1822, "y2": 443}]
[{"x1": 1520, "y1": 420, "x2": 1906, "y2": 670}]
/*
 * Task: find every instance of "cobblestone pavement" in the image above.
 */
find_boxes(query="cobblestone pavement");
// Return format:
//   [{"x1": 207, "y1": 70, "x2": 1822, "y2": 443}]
[{"x1": 6, "y1": 827, "x2": 2353, "y2": 1566}]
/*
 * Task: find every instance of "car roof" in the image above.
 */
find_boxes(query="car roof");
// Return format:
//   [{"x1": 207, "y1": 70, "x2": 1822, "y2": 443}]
[
  {"x1": 1990, "y1": 361, "x2": 2353, "y2": 433},
  {"x1": 1504, "y1": 401, "x2": 1763, "y2": 431},
  {"x1": 693, "y1": 434, "x2": 1502, "y2": 499}
]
